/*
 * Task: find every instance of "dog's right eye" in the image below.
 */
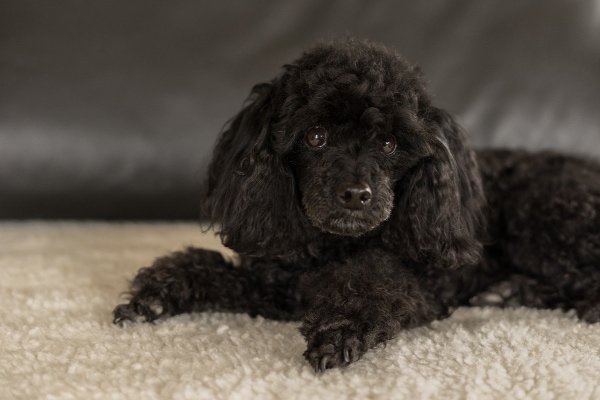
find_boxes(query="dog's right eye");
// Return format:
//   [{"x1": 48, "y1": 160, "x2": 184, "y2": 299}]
[{"x1": 305, "y1": 126, "x2": 327, "y2": 148}]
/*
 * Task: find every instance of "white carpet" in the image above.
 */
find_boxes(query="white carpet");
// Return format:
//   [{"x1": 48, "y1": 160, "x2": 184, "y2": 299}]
[{"x1": 1, "y1": 222, "x2": 599, "y2": 400}]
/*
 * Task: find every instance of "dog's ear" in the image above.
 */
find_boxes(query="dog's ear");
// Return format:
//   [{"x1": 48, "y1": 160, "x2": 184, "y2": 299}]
[
  {"x1": 384, "y1": 107, "x2": 486, "y2": 269},
  {"x1": 203, "y1": 81, "x2": 314, "y2": 259}
]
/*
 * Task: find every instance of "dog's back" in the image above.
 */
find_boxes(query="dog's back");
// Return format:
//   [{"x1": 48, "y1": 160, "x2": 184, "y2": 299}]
[{"x1": 470, "y1": 149, "x2": 600, "y2": 319}]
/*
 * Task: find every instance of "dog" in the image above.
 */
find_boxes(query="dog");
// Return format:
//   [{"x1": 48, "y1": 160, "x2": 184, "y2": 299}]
[{"x1": 113, "y1": 38, "x2": 600, "y2": 372}]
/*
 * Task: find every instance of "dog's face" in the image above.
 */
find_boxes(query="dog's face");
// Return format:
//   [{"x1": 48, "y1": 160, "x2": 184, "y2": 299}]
[
  {"x1": 275, "y1": 51, "x2": 433, "y2": 237},
  {"x1": 291, "y1": 122, "x2": 397, "y2": 237},
  {"x1": 206, "y1": 39, "x2": 484, "y2": 264}
]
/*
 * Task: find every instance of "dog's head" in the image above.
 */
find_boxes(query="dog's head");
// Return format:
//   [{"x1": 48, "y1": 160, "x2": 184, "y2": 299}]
[{"x1": 204, "y1": 39, "x2": 485, "y2": 267}]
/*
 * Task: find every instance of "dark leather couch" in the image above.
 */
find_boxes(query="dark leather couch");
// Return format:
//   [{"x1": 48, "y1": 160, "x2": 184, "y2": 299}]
[{"x1": 2, "y1": 0, "x2": 599, "y2": 219}]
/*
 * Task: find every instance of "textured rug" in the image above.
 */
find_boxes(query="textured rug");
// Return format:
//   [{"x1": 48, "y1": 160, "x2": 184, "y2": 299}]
[{"x1": 1, "y1": 222, "x2": 599, "y2": 399}]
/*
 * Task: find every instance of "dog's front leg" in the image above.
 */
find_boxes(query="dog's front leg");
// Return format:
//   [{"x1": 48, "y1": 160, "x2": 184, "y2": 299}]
[
  {"x1": 113, "y1": 247, "x2": 308, "y2": 324},
  {"x1": 299, "y1": 251, "x2": 444, "y2": 372}
]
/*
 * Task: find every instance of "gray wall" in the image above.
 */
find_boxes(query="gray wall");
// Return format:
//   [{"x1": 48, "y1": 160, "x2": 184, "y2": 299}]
[{"x1": 1, "y1": 1, "x2": 599, "y2": 218}]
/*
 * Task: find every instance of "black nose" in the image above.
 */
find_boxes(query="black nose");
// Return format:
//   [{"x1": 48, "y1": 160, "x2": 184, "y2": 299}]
[{"x1": 336, "y1": 182, "x2": 372, "y2": 210}]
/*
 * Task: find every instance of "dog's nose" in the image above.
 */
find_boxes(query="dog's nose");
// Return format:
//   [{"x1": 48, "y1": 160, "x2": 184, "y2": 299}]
[{"x1": 336, "y1": 182, "x2": 372, "y2": 210}]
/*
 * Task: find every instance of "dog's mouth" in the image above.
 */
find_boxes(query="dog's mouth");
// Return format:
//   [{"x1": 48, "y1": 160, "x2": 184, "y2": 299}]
[
  {"x1": 304, "y1": 198, "x2": 394, "y2": 237},
  {"x1": 316, "y1": 212, "x2": 389, "y2": 237}
]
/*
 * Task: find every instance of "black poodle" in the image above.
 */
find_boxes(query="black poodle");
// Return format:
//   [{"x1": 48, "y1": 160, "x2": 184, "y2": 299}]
[{"x1": 113, "y1": 39, "x2": 600, "y2": 372}]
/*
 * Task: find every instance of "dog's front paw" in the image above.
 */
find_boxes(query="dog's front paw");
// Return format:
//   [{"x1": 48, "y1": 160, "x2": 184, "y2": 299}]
[
  {"x1": 302, "y1": 320, "x2": 367, "y2": 372},
  {"x1": 112, "y1": 297, "x2": 167, "y2": 326}
]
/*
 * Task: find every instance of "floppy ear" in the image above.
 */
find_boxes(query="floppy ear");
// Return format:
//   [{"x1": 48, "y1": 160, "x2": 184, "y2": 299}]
[
  {"x1": 384, "y1": 107, "x2": 486, "y2": 269},
  {"x1": 203, "y1": 81, "x2": 315, "y2": 259}
]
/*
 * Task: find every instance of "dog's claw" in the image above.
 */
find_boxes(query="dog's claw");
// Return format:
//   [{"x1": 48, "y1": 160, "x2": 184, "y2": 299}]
[
  {"x1": 112, "y1": 303, "x2": 145, "y2": 326},
  {"x1": 112, "y1": 304, "x2": 131, "y2": 326},
  {"x1": 112, "y1": 314, "x2": 134, "y2": 326},
  {"x1": 319, "y1": 355, "x2": 329, "y2": 372},
  {"x1": 304, "y1": 323, "x2": 365, "y2": 372},
  {"x1": 113, "y1": 299, "x2": 168, "y2": 326},
  {"x1": 343, "y1": 347, "x2": 351, "y2": 363}
]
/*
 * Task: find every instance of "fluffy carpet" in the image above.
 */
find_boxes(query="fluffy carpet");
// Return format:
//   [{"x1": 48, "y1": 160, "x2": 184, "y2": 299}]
[{"x1": 1, "y1": 222, "x2": 599, "y2": 399}]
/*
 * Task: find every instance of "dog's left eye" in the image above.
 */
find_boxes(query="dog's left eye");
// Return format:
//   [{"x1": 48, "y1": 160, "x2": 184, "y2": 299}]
[
  {"x1": 305, "y1": 126, "x2": 328, "y2": 148},
  {"x1": 380, "y1": 135, "x2": 397, "y2": 155}
]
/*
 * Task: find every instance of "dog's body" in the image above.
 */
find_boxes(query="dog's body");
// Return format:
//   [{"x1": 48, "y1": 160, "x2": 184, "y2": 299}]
[{"x1": 114, "y1": 39, "x2": 600, "y2": 372}]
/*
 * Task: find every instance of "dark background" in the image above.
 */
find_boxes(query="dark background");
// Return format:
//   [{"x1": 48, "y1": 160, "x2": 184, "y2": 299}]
[{"x1": 1, "y1": 1, "x2": 599, "y2": 219}]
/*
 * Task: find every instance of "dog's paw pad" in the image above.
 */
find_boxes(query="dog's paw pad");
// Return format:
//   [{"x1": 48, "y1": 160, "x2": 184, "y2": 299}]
[
  {"x1": 469, "y1": 292, "x2": 505, "y2": 306},
  {"x1": 469, "y1": 279, "x2": 521, "y2": 307},
  {"x1": 149, "y1": 303, "x2": 164, "y2": 316}
]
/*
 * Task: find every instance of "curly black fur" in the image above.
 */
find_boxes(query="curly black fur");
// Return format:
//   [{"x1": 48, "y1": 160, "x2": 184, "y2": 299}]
[{"x1": 114, "y1": 39, "x2": 600, "y2": 372}]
